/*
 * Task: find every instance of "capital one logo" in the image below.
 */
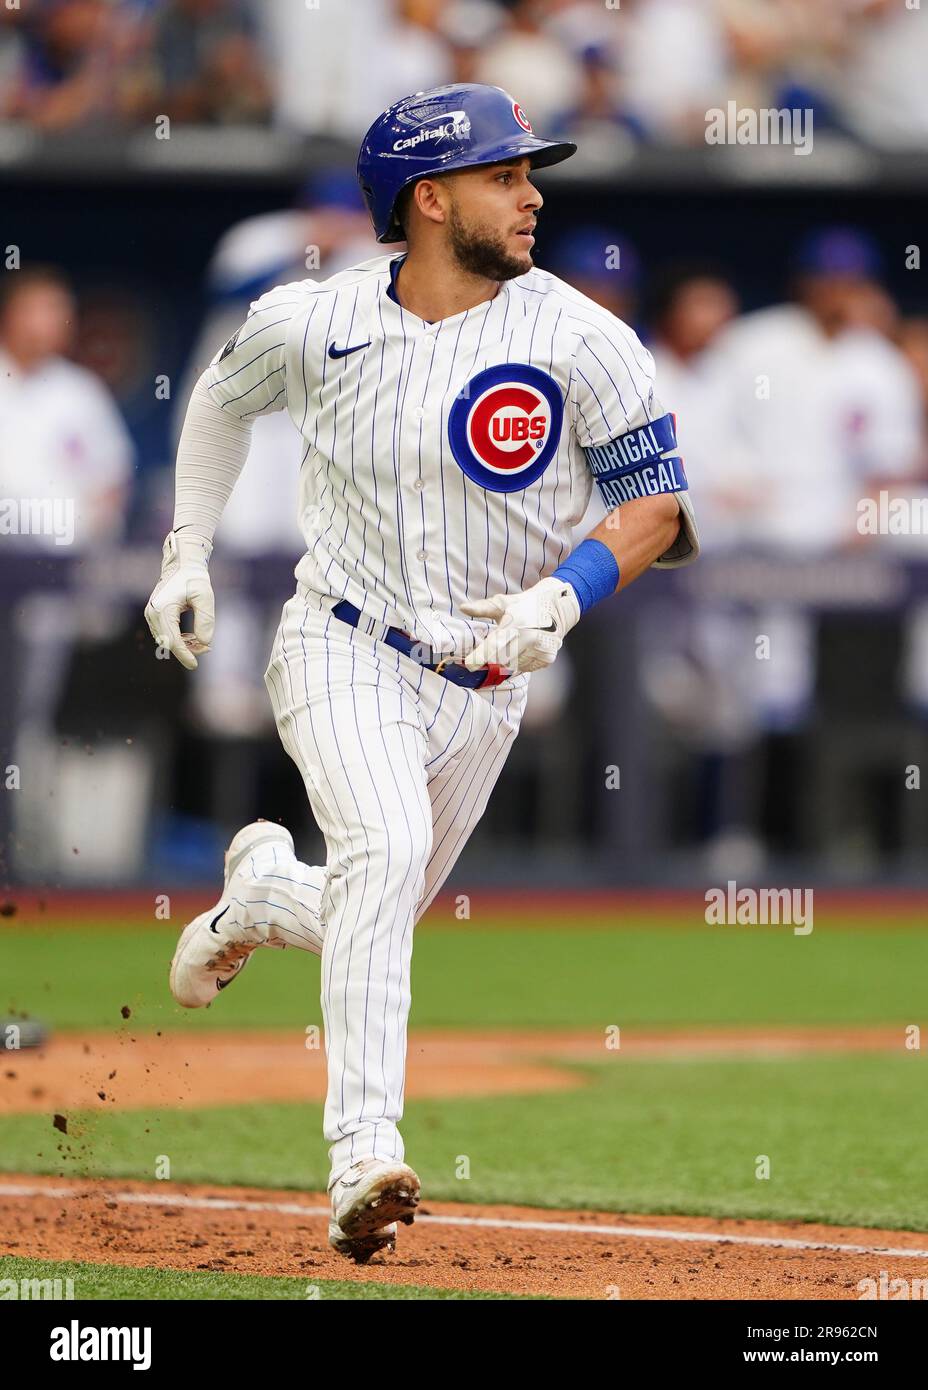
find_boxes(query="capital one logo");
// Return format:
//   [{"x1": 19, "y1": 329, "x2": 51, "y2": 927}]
[{"x1": 393, "y1": 111, "x2": 472, "y2": 152}]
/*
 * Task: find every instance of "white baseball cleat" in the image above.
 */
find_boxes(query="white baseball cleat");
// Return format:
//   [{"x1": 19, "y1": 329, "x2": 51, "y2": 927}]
[
  {"x1": 327, "y1": 1218, "x2": 398, "y2": 1264},
  {"x1": 169, "y1": 820, "x2": 294, "y2": 1009},
  {"x1": 328, "y1": 1159, "x2": 420, "y2": 1263}
]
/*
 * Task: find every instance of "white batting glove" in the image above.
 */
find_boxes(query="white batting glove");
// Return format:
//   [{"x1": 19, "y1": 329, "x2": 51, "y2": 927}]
[
  {"x1": 460, "y1": 576, "x2": 581, "y2": 675},
  {"x1": 144, "y1": 529, "x2": 215, "y2": 670}
]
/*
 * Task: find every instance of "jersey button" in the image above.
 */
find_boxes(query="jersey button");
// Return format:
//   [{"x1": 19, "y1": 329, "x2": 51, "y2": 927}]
[
  {"x1": 413, "y1": 478, "x2": 424, "y2": 491},
  {"x1": 416, "y1": 548, "x2": 428, "y2": 561},
  {"x1": 414, "y1": 406, "x2": 425, "y2": 420},
  {"x1": 423, "y1": 334, "x2": 435, "y2": 348}
]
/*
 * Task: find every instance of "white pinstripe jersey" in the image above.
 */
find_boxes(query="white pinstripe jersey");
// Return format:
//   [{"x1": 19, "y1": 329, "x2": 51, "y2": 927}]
[{"x1": 205, "y1": 252, "x2": 667, "y2": 658}]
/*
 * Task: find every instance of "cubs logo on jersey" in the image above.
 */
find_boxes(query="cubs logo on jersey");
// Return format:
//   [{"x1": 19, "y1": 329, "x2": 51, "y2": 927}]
[{"x1": 447, "y1": 363, "x2": 563, "y2": 493}]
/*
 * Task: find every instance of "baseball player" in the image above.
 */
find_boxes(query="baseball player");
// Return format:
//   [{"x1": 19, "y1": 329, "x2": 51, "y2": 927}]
[{"x1": 145, "y1": 84, "x2": 699, "y2": 1262}]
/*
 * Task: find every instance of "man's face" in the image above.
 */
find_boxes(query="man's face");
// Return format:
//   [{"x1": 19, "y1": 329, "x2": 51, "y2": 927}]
[
  {"x1": 666, "y1": 279, "x2": 738, "y2": 356},
  {"x1": 798, "y1": 273, "x2": 884, "y2": 337},
  {"x1": 0, "y1": 283, "x2": 74, "y2": 362},
  {"x1": 441, "y1": 158, "x2": 543, "y2": 281}
]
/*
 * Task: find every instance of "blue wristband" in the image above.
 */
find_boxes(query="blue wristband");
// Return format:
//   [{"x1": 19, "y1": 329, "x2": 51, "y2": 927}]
[{"x1": 553, "y1": 538, "x2": 620, "y2": 615}]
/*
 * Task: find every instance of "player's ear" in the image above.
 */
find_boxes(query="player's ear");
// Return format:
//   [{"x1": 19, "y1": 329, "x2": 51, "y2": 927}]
[{"x1": 412, "y1": 176, "x2": 451, "y2": 230}]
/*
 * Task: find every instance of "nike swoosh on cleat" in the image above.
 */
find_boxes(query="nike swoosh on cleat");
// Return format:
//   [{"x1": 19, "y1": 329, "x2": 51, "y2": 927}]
[
  {"x1": 209, "y1": 905, "x2": 231, "y2": 934},
  {"x1": 328, "y1": 341, "x2": 371, "y2": 359}
]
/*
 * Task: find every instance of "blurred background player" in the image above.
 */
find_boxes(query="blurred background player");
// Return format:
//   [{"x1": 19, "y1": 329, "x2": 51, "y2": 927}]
[
  {"x1": 707, "y1": 228, "x2": 921, "y2": 740},
  {"x1": 0, "y1": 266, "x2": 133, "y2": 877},
  {"x1": 0, "y1": 267, "x2": 131, "y2": 557},
  {"x1": 652, "y1": 230, "x2": 924, "y2": 870}
]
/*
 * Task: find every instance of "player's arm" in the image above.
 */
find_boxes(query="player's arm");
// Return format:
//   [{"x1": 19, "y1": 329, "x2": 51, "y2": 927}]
[
  {"x1": 463, "y1": 324, "x2": 698, "y2": 675},
  {"x1": 590, "y1": 493, "x2": 684, "y2": 589},
  {"x1": 144, "y1": 285, "x2": 299, "y2": 668}
]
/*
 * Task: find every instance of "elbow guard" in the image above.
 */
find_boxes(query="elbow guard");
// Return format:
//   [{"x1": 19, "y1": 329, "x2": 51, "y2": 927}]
[{"x1": 653, "y1": 489, "x2": 700, "y2": 569}]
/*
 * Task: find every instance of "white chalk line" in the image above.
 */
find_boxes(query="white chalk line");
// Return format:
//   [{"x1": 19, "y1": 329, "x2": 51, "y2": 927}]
[{"x1": 1, "y1": 1182, "x2": 927, "y2": 1260}]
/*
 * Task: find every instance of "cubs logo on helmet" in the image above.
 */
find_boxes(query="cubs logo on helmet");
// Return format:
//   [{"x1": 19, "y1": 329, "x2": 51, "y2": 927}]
[
  {"x1": 512, "y1": 102, "x2": 533, "y2": 133},
  {"x1": 448, "y1": 364, "x2": 564, "y2": 493}
]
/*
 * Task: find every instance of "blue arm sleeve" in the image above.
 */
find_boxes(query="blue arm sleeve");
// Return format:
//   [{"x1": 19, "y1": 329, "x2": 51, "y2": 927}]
[{"x1": 553, "y1": 538, "x2": 620, "y2": 615}]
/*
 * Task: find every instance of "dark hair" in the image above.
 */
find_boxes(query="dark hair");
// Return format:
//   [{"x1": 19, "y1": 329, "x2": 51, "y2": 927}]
[
  {"x1": 644, "y1": 260, "x2": 732, "y2": 331},
  {"x1": 393, "y1": 182, "x2": 417, "y2": 238}
]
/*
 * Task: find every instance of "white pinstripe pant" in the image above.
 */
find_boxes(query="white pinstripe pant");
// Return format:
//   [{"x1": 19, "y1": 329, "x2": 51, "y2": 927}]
[{"x1": 258, "y1": 587, "x2": 528, "y2": 1185}]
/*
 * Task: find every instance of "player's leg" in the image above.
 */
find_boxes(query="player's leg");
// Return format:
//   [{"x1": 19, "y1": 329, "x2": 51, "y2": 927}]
[
  {"x1": 181, "y1": 663, "x2": 530, "y2": 960},
  {"x1": 169, "y1": 818, "x2": 326, "y2": 1008},
  {"x1": 171, "y1": 644, "x2": 527, "y2": 1013},
  {"x1": 266, "y1": 597, "x2": 433, "y2": 1188},
  {"x1": 169, "y1": 593, "x2": 339, "y2": 1008},
  {"x1": 223, "y1": 831, "x2": 327, "y2": 954},
  {"x1": 416, "y1": 674, "x2": 529, "y2": 920}
]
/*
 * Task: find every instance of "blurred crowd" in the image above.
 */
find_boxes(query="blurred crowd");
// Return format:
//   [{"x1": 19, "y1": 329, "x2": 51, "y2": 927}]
[
  {"x1": 2, "y1": 0, "x2": 926, "y2": 891},
  {"x1": 7, "y1": 195, "x2": 927, "y2": 567},
  {"x1": 4, "y1": 168, "x2": 928, "y2": 879},
  {"x1": 1, "y1": 0, "x2": 927, "y2": 149}
]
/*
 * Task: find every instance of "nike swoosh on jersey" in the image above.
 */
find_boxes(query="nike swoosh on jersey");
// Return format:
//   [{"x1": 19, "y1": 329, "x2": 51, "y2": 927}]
[{"x1": 328, "y1": 341, "x2": 372, "y2": 359}]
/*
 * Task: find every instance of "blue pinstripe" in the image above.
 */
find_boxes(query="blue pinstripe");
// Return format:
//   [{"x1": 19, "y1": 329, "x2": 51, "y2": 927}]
[
  {"x1": 207, "y1": 254, "x2": 665, "y2": 1187},
  {"x1": 262, "y1": 596, "x2": 527, "y2": 1182}
]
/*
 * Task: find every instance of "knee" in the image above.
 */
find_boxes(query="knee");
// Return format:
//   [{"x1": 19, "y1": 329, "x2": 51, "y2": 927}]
[{"x1": 368, "y1": 818, "x2": 432, "y2": 897}]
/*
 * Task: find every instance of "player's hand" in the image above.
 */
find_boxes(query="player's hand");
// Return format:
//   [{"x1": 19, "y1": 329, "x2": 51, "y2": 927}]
[
  {"x1": 144, "y1": 529, "x2": 215, "y2": 670},
  {"x1": 460, "y1": 577, "x2": 581, "y2": 675}
]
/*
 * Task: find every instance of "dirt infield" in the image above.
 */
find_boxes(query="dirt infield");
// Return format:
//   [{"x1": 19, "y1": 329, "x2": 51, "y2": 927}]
[
  {"x1": 0, "y1": 1024, "x2": 910, "y2": 1115},
  {"x1": 3, "y1": 1174, "x2": 928, "y2": 1299},
  {"x1": 2, "y1": 1025, "x2": 924, "y2": 1298}
]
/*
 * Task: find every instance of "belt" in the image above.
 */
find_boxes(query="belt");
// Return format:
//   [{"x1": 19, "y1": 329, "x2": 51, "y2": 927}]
[{"x1": 331, "y1": 599, "x2": 509, "y2": 690}]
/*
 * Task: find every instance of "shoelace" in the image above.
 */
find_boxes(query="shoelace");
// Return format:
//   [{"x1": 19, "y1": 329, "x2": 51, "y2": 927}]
[{"x1": 206, "y1": 933, "x2": 256, "y2": 976}]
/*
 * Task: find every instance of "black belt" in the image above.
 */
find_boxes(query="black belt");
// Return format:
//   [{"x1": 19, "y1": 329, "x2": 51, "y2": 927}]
[{"x1": 331, "y1": 600, "x2": 508, "y2": 690}]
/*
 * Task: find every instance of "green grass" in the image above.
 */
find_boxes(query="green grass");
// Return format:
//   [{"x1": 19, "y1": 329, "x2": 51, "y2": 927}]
[
  {"x1": 3, "y1": 916, "x2": 927, "y2": 1031},
  {"x1": 3, "y1": 914, "x2": 926, "y2": 1237},
  {"x1": 4, "y1": 1053, "x2": 927, "y2": 1231},
  {"x1": 0, "y1": 1256, "x2": 528, "y2": 1300}
]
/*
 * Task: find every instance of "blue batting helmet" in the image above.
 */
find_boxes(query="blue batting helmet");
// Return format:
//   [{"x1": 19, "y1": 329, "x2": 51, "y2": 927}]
[{"x1": 357, "y1": 84, "x2": 577, "y2": 244}]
